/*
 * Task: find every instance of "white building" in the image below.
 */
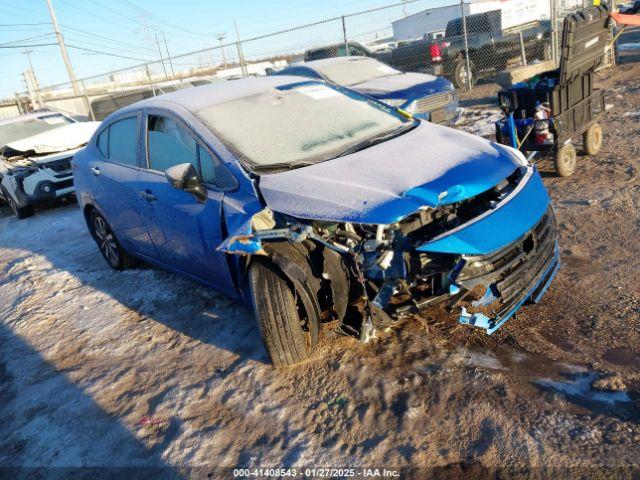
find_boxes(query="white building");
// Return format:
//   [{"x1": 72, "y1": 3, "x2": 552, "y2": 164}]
[{"x1": 391, "y1": 0, "x2": 582, "y2": 42}]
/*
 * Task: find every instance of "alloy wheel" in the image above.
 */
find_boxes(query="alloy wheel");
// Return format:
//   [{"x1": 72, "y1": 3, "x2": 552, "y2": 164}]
[{"x1": 93, "y1": 216, "x2": 120, "y2": 267}]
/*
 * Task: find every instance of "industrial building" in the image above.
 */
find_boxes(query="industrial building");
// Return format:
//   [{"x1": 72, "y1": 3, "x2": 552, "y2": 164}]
[{"x1": 391, "y1": 0, "x2": 585, "y2": 42}]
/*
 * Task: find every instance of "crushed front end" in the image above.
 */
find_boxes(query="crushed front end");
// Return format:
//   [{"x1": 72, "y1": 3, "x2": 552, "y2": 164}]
[{"x1": 222, "y1": 164, "x2": 559, "y2": 342}]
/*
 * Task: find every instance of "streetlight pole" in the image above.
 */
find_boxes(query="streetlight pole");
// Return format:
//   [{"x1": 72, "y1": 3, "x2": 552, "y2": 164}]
[
  {"x1": 23, "y1": 49, "x2": 43, "y2": 108},
  {"x1": 233, "y1": 19, "x2": 248, "y2": 77},
  {"x1": 217, "y1": 33, "x2": 227, "y2": 68}
]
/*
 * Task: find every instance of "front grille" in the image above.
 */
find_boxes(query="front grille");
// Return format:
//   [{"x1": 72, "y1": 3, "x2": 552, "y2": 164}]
[
  {"x1": 54, "y1": 179, "x2": 74, "y2": 191},
  {"x1": 411, "y1": 91, "x2": 456, "y2": 114},
  {"x1": 457, "y1": 207, "x2": 558, "y2": 314},
  {"x1": 44, "y1": 157, "x2": 72, "y2": 173}
]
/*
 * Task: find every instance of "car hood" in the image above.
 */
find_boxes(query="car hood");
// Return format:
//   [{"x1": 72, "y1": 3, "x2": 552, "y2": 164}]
[
  {"x1": 258, "y1": 122, "x2": 523, "y2": 224},
  {"x1": 351, "y1": 73, "x2": 454, "y2": 100},
  {"x1": 4, "y1": 122, "x2": 100, "y2": 155}
]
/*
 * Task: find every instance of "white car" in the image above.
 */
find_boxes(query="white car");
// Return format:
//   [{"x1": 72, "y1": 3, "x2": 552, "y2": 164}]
[{"x1": 0, "y1": 112, "x2": 99, "y2": 218}]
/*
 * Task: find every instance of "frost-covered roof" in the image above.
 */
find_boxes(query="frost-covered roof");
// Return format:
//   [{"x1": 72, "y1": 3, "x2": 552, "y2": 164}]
[
  {"x1": 119, "y1": 76, "x2": 310, "y2": 115},
  {"x1": 302, "y1": 56, "x2": 374, "y2": 69}
]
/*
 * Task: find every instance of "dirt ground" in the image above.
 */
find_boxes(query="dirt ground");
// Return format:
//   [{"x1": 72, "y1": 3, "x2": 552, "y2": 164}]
[{"x1": 1, "y1": 61, "x2": 640, "y2": 479}]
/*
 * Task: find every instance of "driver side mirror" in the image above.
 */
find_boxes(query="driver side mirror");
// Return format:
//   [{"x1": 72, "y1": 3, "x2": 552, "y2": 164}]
[{"x1": 165, "y1": 163, "x2": 207, "y2": 203}]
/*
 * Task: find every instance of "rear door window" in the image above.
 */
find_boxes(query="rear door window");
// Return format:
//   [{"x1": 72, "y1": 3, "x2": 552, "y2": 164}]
[{"x1": 107, "y1": 117, "x2": 139, "y2": 166}]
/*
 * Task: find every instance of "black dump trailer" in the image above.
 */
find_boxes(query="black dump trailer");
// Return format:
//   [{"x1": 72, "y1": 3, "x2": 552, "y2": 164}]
[{"x1": 495, "y1": 4, "x2": 611, "y2": 177}]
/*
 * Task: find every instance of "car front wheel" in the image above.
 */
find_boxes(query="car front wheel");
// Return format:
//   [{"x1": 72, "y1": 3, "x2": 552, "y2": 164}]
[
  {"x1": 7, "y1": 194, "x2": 33, "y2": 219},
  {"x1": 249, "y1": 260, "x2": 319, "y2": 367},
  {"x1": 89, "y1": 210, "x2": 137, "y2": 270}
]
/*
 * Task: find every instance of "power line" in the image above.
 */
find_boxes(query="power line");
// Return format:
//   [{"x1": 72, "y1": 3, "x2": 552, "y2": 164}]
[
  {"x1": 0, "y1": 22, "x2": 51, "y2": 26},
  {"x1": 114, "y1": 0, "x2": 218, "y2": 37},
  {"x1": 0, "y1": 43, "x2": 58, "y2": 49},
  {"x1": 0, "y1": 33, "x2": 54, "y2": 46},
  {"x1": 59, "y1": 26, "x2": 150, "y2": 52},
  {"x1": 66, "y1": 44, "x2": 149, "y2": 62}
]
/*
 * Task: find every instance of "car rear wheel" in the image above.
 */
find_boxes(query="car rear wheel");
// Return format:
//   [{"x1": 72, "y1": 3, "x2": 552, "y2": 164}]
[
  {"x1": 583, "y1": 123, "x2": 603, "y2": 156},
  {"x1": 89, "y1": 210, "x2": 137, "y2": 270},
  {"x1": 555, "y1": 143, "x2": 577, "y2": 177},
  {"x1": 7, "y1": 194, "x2": 33, "y2": 219},
  {"x1": 249, "y1": 260, "x2": 319, "y2": 367}
]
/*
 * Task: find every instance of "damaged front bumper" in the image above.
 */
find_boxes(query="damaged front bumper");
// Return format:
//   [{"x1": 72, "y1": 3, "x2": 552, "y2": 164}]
[
  {"x1": 221, "y1": 166, "x2": 559, "y2": 340},
  {"x1": 454, "y1": 208, "x2": 560, "y2": 334}
]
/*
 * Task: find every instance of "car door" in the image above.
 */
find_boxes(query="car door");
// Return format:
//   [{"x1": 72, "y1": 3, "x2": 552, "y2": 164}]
[
  {"x1": 136, "y1": 111, "x2": 237, "y2": 294},
  {"x1": 89, "y1": 114, "x2": 158, "y2": 258}
]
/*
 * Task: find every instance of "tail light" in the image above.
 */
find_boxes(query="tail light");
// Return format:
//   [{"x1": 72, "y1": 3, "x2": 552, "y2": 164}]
[{"x1": 429, "y1": 43, "x2": 442, "y2": 63}]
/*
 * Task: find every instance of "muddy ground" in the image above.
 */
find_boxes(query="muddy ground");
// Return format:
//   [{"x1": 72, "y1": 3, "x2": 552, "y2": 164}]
[{"x1": 1, "y1": 59, "x2": 640, "y2": 479}]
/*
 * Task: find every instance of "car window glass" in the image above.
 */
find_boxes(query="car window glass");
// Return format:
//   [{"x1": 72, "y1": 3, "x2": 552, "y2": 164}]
[
  {"x1": 108, "y1": 117, "x2": 138, "y2": 166},
  {"x1": 198, "y1": 146, "x2": 236, "y2": 189},
  {"x1": 147, "y1": 115, "x2": 198, "y2": 172},
  {"x1": 97, "y1": 129, "x2": 109, "y2": 157}
]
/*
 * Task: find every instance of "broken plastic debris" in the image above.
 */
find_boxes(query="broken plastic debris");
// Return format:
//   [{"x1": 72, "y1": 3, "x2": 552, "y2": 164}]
[
  {"x1": 472, "y1": 284, "x2": 499, "y2": 308},
  {"x1": 137, "y1": 415, "x2": 168, "y2": 427},
  {"x1": 458, "y1": 307, "x2": 493, "y2": 330}
]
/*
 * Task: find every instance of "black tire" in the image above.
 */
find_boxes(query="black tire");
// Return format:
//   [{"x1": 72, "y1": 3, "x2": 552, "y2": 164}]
[
  {"x1": 7, "y1": 195, "x2": 33, "y2": 219},
  {"x1": 88, "y1": 210, "x2": 137, "y2": 270},
  {"x1": 453, "y1": 57, "x2": 475, "y2": 90},
  {"x1": 249, "y1": 260, "x2": 319, "y2": 367},
  {"x1": 555, "y1": 143, "x2": 577, "y2": 177},
  {"x1": 583, "y1": 123, "x2": 603, "y2": 156}
]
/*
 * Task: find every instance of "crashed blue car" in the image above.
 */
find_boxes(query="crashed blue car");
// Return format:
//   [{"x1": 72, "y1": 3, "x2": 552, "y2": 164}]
[
  {"x1": 275, "y1": 57, "x2": 458, "y2": 124},
  {"x1": 73, "y1": 77, "x2": 559, "y2": 367}
]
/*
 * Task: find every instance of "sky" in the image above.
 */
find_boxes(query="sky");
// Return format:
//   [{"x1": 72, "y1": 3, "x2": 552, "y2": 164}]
[{"x1": 0, "y1": 0, "x2": 455, "y2": 99}]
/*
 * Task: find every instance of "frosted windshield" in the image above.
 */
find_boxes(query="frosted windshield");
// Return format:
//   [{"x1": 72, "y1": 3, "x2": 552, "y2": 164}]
[{"x1": 196, "y1": 83, "x2": 407, "y2": 168}]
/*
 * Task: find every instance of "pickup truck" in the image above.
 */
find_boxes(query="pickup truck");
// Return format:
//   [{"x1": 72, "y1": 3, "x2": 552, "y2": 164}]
[{"x1": 305, "y1": 11, "x2": 552, "y2": 89}]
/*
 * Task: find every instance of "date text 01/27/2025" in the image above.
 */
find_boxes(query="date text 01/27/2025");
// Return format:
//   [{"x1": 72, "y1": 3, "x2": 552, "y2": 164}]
[{"x1": 232, "y1": 468, "x2": 401, "y2": 478}]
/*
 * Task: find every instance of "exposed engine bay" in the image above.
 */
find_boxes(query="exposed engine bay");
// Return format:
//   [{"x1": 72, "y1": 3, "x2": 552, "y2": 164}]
[{"x1": 221, "y1": 165, "x2": 560, "y2": 342}]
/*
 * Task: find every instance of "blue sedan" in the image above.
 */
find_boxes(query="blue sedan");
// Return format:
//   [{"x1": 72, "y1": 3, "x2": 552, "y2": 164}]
[
  {"x1": 73, "y1": 77, "x2": 558, "y2": 366},
  {"x1": 275, "y1": 56, "x2": 458, "y2": 123}
]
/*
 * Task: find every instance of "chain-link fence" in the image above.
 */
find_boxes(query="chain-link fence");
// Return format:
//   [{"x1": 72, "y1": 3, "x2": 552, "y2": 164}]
[{"x1": 10, "y1": 0, "x2": 616, "y2": 120}]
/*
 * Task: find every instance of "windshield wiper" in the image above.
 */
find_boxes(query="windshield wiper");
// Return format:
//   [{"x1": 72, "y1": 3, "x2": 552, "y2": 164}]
[
  {"x1": 336, "y1": 122, "x2": 417, "y2": 158},
  {"x1": 250, "y1": 161, "x2": 316, "y2": 174}
]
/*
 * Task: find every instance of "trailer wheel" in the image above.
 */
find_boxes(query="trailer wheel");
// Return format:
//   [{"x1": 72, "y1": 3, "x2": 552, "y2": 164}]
[
  {"x1": 555, "y1": 143, "x2": 577, "y2": 177},
  {"x1": 583, "y1": 123, "x2": 603, "y2": 156}
]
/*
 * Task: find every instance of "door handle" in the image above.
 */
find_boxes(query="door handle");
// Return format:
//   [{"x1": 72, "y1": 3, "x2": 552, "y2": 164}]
[
  {"x1": 90, "y1": 167, "x2": 101, "y2": 176},
  {"x1": 139, "y1": 190, "x2": 157, "y2": 202}
]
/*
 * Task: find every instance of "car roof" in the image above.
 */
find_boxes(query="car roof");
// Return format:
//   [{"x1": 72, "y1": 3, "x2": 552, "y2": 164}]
[
  {"x1": 300, "y1": 56, "x2": 378, "y2": 70},
  {"x1": 115, "y1": 76, "x2": 313, "y2": 117},
  {"x1": 0, "y1": 110, "x2": 69, "y2": 126}
]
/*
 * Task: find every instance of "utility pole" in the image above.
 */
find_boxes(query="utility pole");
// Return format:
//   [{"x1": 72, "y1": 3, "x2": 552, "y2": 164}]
[
  {"x1": 162, "y1": 33, "x2": 175, "y2": 78},
  {"x1": 217, "y1": 33, "x2": 227, "y2": 68},
  {"x1": 402, "y1": 0, "x2": 408, "y2": 17},
  {"x1": 154, "y1": 33, "x2": 168, "y2": 78},
  {"x1": 23, "y1": 49, "x2": 43, "y2": 108},
  {"x1": 44, "y1": 0, "x2": 79, "y2": 94},
  {"x1": 233, "y1": 19, "x2": 248, "y2": 77}
]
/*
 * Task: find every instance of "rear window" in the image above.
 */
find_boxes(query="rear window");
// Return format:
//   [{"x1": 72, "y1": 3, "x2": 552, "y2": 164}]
[{"x1": 107, "y1": 117, "x2": 138, "y2": 166}]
